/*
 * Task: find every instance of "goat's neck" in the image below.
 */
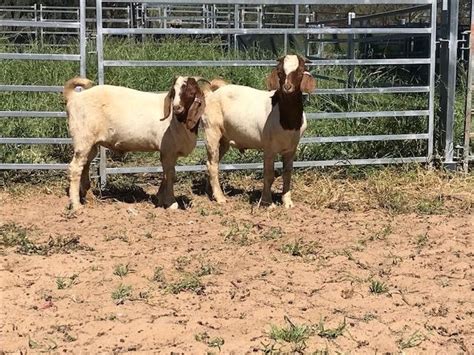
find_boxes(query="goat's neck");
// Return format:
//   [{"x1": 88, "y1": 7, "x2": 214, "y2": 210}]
[
  {"x1": 170, "y1": 116, "x2": 198, "y2": 138},
  {"x1": 273, "y1": 89, "x2": 304, "y2": 130}
]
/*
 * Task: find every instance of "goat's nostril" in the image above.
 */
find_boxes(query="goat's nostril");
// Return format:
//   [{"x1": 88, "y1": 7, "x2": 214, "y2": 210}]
[
  {"x1": 173, "y1": 105, "x2": 184, "y2": 114},
  {"x1": 283, "y1": 84, "x2": 292, "y2": 91}
]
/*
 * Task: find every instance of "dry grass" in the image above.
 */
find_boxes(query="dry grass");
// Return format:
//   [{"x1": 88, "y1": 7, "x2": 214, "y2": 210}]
[{"x1": 1, "y1": 166, "x2": 473, "y2": 216}]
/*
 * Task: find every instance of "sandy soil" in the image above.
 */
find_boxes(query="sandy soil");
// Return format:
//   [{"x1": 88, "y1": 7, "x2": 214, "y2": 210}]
[{"x1": 0, "y1": 183, "x2": 473, "y2": 353}]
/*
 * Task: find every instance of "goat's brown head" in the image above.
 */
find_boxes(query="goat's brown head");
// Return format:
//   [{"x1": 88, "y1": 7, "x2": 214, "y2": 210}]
[
  {"x1": 266, "y1": 54, "x2": 316, "y2": 94},
  {"x1": 163, "y1": 76, "x2": 207, "y2": 131}
]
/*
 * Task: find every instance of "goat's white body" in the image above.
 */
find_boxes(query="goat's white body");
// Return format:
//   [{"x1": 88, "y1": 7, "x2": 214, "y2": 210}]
[
  {"x1": 66, "y1": 82, "x2": 198, "y2": 211},
  {"x1": 202, "y1": 83, "x2": 307, "y2": 208},
  {"x1": 67, "y1": 85, "x2": 196, "y2": 156},
  {"x1": 203, "y1": 84, "x2": 307, "y2": 154}
]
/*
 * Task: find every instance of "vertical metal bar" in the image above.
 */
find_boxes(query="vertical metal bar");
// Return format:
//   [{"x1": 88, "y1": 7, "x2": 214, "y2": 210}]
[
  {"x1": 39, "y1": 4, "x2": 44, "y2": 46},
  {"x1": 96, "y1": 0, "x2": 107, "y2": 188},
  {"x1": 33, "y1": 4, "x2": 38, "y2": 44},
  {"x1": 294, "y1": 4, "x2": 299, "y2": 29},
  {"x1": 439, "y1": 0, "x2": 459, "y2": 168},
  {"x1": 463, "y1": 1, "x2": 474, "y2": 172},
  {"x1": 347, "y1": 12, "x2": 356, "y2": 89},
  {"x1": 284, "y1": 33, "x2": 288, "y2": 54},
  {"x1": 427, "y1": 0, "x2": 437, "y2": 162},
  {"x1": 234, "y1": 4, "x2": 238, "y2": 52},
  {"x1": 163, "y1": 6, "x2": 168, "y2": 29},
  {"x1": 79, "y1": 0, "x2": 86, "y2": 78}
]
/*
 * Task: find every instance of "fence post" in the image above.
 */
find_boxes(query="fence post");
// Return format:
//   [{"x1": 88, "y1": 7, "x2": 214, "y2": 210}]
[
  {"x1": 438, "y1": 0, "x2": 459, "y2": 169},
  {"x1": 463, "y1": 1, "x2": 474, "y2": 172},
  {"x1": 96, "y1": 0, "x2": 107, "y2": 188}
]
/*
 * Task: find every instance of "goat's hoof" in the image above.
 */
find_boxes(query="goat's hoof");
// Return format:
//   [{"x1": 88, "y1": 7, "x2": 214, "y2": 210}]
[
  {"x1": 215, "y1": 197, "x2": 227, "y2": 204},
  {"x1": 167, "y1": 202, "x2": 179, "y2": 210},
  {"x1": 283, "y1": 200, "x2": 294, "y2": 209},
  {"x1": 259, "y1": 198, "x2": 274, "y2": 208},
  {"x1": 83, "y1": 191, "x2": 96, "y2": 204},
  {"x1": 66, "y1": 203, "x2": 83, "y2": 217}
]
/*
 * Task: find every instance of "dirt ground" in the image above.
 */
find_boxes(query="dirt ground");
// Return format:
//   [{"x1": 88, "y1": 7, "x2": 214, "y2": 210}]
[{"x1": 0, "y1": 172, "x2": 473, "y2": 353}]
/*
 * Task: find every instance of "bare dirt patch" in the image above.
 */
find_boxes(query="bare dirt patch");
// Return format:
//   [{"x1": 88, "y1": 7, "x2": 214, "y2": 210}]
[{"x1": 0, "y1": 170, "x2": 473, "y2": 353}]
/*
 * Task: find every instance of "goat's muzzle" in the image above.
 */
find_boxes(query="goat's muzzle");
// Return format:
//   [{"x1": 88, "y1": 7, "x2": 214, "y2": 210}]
[
  {"x1": 283, "y1": 83, "x2": 294, "y2": 93},
  {"x1": 173, "y1": 105, "x2": 185, "y2": 115}
]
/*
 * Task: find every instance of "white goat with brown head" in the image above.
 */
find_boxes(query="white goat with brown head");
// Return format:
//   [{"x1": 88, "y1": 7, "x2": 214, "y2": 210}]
[
  {"x1": 202, "y1": 54, "x2": 316, "y2": 208},
  {"x1": 64, "y1": 76, "x2": 208, "y2": 211}
]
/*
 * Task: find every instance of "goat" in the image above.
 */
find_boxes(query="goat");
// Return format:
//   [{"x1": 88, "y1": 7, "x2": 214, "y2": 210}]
[
  {"x1": 202, "y1": 54, "x2": 316, "y2": 208},
  {"x1": 63, "y1": 76, "x2": 208, "y2": 211}
]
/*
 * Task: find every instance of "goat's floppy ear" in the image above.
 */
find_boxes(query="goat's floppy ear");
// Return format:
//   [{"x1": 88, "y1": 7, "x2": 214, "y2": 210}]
[
  {"x1": 300, "y1": 71, "x2": 316, "y2": 93},
  {"x1": 163, "y1": 90, "x2": 173, "y2": 119},
  {"x1": 186, "y1": 91, "x2": 205, "y2": 130},
  {"x1": 266, "y1": 68, "x2": 280, "y2": 90},
  {"x1": 162, "y1": 78, "x2": 177, "y2": 120}
]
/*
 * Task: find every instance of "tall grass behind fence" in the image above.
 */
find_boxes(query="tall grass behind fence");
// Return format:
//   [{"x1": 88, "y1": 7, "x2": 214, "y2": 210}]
[{"x1": 0, "y1": 36, "x2": 468, "y2": 168}]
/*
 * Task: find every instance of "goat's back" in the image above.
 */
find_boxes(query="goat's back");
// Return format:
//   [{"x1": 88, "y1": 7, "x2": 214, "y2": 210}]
[{"x1": 67, "y1": 85, "x2": 174, "y2": 152}]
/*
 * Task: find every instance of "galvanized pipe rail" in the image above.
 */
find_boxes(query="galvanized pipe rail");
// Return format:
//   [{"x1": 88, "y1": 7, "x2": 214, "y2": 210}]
[
  {"x1": 0, "y1": 0, "x2": 87, "y2": 171},
  {"x1": 96, "y1": 0, "x2": 437, "y2": 186}
]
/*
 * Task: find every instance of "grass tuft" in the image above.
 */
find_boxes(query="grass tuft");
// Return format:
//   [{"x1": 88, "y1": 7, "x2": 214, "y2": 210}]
[
  {"x1": 369, "y1": 280, "x2": 389, "y2": 294},
  {"x1": 268, "y1": 317, "x2": 312, "y2": 353},
  {"x1": 398, "y1": 331, "x2": 426, "y2": 350},
  {"x1": 195, "y1": 332, "x2": 225, "y2": 350},
  {"x1": 167, "y1": 274, "x2": 205, "y2": 295},
  {"x1": 113, "y1": 263, "x2": 131, "y2": 278},
  {"x1": 316, "y1": 319, "x2": 346, "y2": 339},
  {"x1": 111, "y1": 284, "x2": 132, "y2": 303}
]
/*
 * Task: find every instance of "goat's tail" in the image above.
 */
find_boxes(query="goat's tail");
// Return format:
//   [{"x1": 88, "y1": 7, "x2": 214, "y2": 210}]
[
  {"x1": 63, "y1": 77, "x2": 94, "y2": 101},
  {"x1": 210, "y1": 78, "x2": 229, "y2": 91}
]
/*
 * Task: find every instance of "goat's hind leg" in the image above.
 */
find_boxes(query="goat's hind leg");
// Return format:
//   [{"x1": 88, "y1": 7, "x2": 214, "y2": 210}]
[
  {"x1": 205, "y1": 132, "x2": 227, "y2": 204},
  {"x1": 69, "y1": 145, "x2": 94, "y2": 211},
  {"x1": 79, "y1": 145, "x2": 98, "y2": 204}
]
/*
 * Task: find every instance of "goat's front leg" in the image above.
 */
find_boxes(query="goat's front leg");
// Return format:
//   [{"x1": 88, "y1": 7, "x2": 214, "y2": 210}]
[
  {"x1": 161, "y1": 154, "x2": 179, "y2": 210},
  {"x1": 282, "y1": 151, "x2": 296, "y2": 208},
  {"x1": 156, "y1": 175, "x2": 166, "y2": 207},
  {"x1": 205, "y1": 131, "x2": 227, "y2": 204},
  {"x1": 260, "y1": 150, "x2": 276, "y2": 207}
]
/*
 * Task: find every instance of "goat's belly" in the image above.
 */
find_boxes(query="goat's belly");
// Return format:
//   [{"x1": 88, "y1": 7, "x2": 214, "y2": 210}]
[
  {"x1": 102, "y1": 140, "x2": 159, "y2": 152},
  {"x1": 223, "y1": 124, "x2": 263, "y2": 150},
  {"x1": 101, "y1": 129, "x2": 160, "y2": 152}
]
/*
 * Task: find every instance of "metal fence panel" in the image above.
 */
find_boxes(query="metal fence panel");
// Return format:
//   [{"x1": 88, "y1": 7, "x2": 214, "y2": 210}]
[
  {"x1": 0, "y1": 0, "x2": 87, "y2": 171},
  {"x1": 95, "y1": 0, "x2": 437, "y2": 186}
]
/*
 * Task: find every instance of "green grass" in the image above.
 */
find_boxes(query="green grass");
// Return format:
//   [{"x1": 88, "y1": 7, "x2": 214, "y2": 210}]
[
  {"x1": 269, "y1": 321, "x2": 311, "y2": 353},
  {"x1": 0, "y1": 223, "x2": 91, "y2": 255},
  {"x1": 166, "y1": 273, "x2": 205, "y2": 295},
  {"x1": 280, "y1": 239, "x2": 320, "y2": 257},
  {"x1": 113, "y1": 263, "x2": 130, "y2": 278},
  {"x1": 195, "y1": 332, "x2": 225, "y2": 350},
  {"x1": 369, "y1": 280, "x2": 389, "y2": 294},
  {"x1": 398, "y1": 331, "x2": 426, "y2": 350},
  {"x1": 111, "y1": 284, "x2": 132, "y2": 303},
  {"x1": 56, "y1": 274, "x2": 78, "y2": 290},
  {"x1": 316, "y1": 319, "x2": 346, "y2": 339},
  {"x1": 1, "y1": 35, "x2": 468, "y2": 168}
]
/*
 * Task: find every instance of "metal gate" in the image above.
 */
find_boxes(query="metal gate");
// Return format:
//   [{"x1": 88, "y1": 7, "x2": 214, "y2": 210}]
[
  {"x1": 0, "y1": 0, "x2": 86, "y2": 171},
  {"x1": 95, "y1": 0, "x2": 438, "y2": 186}
]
